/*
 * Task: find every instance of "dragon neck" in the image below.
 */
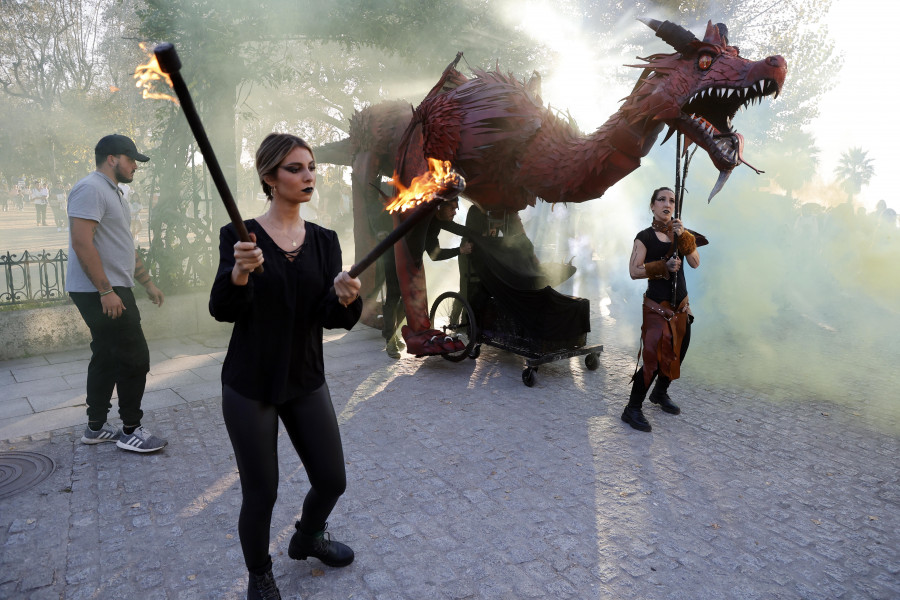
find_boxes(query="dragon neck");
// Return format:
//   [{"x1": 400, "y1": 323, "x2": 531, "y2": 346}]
[{"x1": 533, "y1": 106, "x2": 663, "y2": 204}]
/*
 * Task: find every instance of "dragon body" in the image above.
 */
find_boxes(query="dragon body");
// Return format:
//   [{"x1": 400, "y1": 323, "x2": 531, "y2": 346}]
[
  {"x1": 315, "y1": 100, "x2": 414, "y2": 326},
  {"x1": 323, "y1": 19, "x2": 787, "y2": 356}
]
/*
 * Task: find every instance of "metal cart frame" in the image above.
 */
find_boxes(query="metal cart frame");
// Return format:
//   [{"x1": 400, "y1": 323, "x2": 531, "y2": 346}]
[{"x1": 430, "y1": 290, "x2": 602, "y2": 387}]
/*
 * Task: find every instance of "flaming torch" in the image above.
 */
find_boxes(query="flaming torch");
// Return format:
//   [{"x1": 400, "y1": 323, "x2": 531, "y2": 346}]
[
  {"x1": 137, "y1": 42, "x2": 261, "y2": 272},
  {"x1": 347, "y1": 158, "x2": 465, "y2": 278},
  {"x1": 137, "y1": 43, "x2": 464, "y2": 280}
]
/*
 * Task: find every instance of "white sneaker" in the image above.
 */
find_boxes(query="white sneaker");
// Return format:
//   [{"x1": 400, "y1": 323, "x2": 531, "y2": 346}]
[
  {"x1": 116, "y1": 426, "x2": 168, "y2": 453},
  {"x1": 81, "y1": 422, "x2": 122, "y2": 444}
]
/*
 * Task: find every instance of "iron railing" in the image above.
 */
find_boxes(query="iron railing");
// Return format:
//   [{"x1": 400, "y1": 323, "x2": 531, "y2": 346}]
[
  {"x1": 1, "y1": 249, "x2": 69, "y2": 306},
  {"x1": 0, "y1": 247, "x2": 216, "y2": 307}
]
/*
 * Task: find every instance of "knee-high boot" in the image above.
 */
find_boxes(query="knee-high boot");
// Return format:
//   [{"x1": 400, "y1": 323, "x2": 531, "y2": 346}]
[{"x1": 621, "y1": 369, "x2": 652, "y2": 432}]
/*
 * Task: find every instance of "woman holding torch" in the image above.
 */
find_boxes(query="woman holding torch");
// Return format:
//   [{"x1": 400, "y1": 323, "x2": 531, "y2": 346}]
[
  {"x1": 210, "y1": 133, "x2": 362, "y2": 599},
  {"x1": 622, "y1": 186, "x2": 701, "y2": 433}
]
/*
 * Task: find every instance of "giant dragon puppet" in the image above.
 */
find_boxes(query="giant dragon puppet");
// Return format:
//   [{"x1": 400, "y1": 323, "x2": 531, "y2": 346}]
[{"x1": 322, "y1": 18, "x2": 787, "y2": 356}]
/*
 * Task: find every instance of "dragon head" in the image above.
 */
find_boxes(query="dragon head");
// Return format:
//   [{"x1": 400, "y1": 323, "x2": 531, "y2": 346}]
[{"x1": 626, "y1": 18, "x2": 787, "y2": 200}]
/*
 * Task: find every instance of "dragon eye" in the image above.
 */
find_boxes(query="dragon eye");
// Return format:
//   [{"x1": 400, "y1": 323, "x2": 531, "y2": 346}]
[{"x1": 698, "y1": 54, "x2": 713, "y2": 70}]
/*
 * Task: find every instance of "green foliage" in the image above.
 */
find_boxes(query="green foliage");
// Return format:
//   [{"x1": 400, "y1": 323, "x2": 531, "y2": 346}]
[
  {"x1": 0, "y1": 0, "x2": 157, "y2": 183},
  {"x1": 835, "y1": 146, "x2": 875, "y2": 199}
]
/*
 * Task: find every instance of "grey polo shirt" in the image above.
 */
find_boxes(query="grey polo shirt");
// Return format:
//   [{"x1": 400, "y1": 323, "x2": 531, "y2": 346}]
[{"x1": 65, "y1": 171, "x2": 136, "y2": 292}]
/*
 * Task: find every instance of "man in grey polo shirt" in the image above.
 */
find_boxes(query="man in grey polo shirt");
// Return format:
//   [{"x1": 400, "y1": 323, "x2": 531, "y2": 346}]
[{"x1": 67, "y1": 134, "x2": 168, "y2": 453}]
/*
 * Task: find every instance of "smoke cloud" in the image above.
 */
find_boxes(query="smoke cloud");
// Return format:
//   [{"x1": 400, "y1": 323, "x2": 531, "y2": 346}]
[{"x1": 3, "y1": 0, "x2": 895, "y2": 427}]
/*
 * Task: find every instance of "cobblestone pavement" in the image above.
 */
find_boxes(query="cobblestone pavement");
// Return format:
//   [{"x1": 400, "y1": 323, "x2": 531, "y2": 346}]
[{"x1": 1, "y1": 318, "x2": 897, "y2": 599}]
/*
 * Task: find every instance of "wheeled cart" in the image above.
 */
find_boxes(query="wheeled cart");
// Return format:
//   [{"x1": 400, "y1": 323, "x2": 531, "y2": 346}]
[{"x1": 430, "y1": 291, "x2": 602, "y2": 387}]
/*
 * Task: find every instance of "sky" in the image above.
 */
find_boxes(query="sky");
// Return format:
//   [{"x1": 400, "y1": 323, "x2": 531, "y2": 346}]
[{"x1": 812, "y1": 0, "x2": 896, "y2": 211}]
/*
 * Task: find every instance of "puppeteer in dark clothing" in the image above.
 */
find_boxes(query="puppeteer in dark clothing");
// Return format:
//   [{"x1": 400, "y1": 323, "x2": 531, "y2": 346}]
[
  {"x1": 425, "y1": 215, "x2": 463, "y2": 261},
  {"x1": 441, "y1": 206, "x2": 590, "y2": 348}
]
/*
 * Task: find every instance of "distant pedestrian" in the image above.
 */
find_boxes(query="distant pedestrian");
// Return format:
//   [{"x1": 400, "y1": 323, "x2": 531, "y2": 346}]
[
  {"x1": 66, "y1": 134, "x2": 168, "y2": 453},
  {"x1": 129, "y1": 191, "x2": 144, "y2": 241},
  {"x1": 14, "y1": 185, "x2": 25, "y2": 210},
  {"x1": 32, "y1": 180, "x2": 49, "y2": 225},
  {"x1": 50, "y1": 180, "x2": 67, "y2": 230},
  {"x1": 210, "y1": 133, "x2": 361, "y2": 600},
  {"x1": 621, "y1": 186, "x2": 702, "y2": 433}
]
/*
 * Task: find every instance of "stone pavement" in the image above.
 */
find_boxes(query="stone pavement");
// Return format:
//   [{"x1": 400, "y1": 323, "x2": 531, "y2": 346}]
[{"x1": 0, "y1": 316, "x2": 898, "y2": 599}]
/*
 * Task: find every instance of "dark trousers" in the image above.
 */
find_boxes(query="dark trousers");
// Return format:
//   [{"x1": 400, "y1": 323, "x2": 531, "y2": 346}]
[
  {"x1": 222, "y1": 383, "x2": 347, "y2": 572},
  {"x1": 381, "y1": 246, "x2": 404, "y2": 340},
  {"x1": 35, "y1": 203, "x2": 47, "y2": 225},
  {"x1": 70, "y1": 287, "x2": 150, "y2": 426},
  {"x1": 51, "y1": 204, "x2": 66, "y2": 227}
]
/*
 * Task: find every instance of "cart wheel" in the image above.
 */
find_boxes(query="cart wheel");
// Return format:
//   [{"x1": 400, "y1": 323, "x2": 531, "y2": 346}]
[
  {"x1": 430, "y1": 291, "x2": 478, "y2": 362},
  {"x1": 468, "y1": 344, "x2": 481, "y2": 359},
  {"x1": 585, "y1": 352, "x2": 600, "y2": 370},
  {"x1": 522, "y1": 367, "x2": 536, "y2": 387}
]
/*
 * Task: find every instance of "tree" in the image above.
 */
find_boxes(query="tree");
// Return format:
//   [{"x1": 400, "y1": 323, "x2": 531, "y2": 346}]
[
  {"x1": 0, "y1": 0, "x2": 107, "y2": 107},
  {"x1": 0, "y1": 0, "x2": 149, "y2": 184},
  {"x1": 835, "y1": 146, "x2": 874, "y2": 201}
]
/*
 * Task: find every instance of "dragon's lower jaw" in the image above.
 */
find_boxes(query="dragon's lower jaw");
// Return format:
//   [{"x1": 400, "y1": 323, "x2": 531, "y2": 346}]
[
  {"x1": 707, "y1": 132, "x2": 743, "y2": 202},
  {"x1": 711, "y1": 132, "x2": 743, "y2": 169},
  {"x1": 678, "y1": 114, "x2": 744, "y2": 172},
  {"x1": 673, "y1": 117, "x2": 745, "y2": 201}
]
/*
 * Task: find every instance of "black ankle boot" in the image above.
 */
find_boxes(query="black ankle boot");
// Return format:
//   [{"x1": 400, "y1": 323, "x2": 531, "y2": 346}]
[
  {"x1": 649, "y1": 378, "x2": 681, "y2": 415},
  {"x1": 288, "y1": 522, "x2": 354, "y2": 567},
  {"x1": 621, "y1": 406, "x2": 652, "y2": 432},
  {"x1": 247, "y1": 559, "x2": 281, "y2": 600}
]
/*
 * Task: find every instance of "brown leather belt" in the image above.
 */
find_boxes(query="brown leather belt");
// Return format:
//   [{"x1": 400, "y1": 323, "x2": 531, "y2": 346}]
[{"x1": 642, "y1": 295, "x2": 689, "y2": 321}]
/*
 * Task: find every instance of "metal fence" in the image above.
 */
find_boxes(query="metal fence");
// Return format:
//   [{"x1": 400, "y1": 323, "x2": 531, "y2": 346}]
[
  {"x1": 0, "y1": 247, "x2": 216, "y2": 307},
  {"x1": 0, "y1": 249, "x2": 70, "y2": 306}
]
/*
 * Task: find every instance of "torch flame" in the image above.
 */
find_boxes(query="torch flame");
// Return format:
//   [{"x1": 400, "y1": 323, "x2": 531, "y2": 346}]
[
  {"x1": 134, "y1": 42, "x2": 179, "y2": 104},
  {"x1": 385, "y1": 158, "x2": 461, "y2": 213}
]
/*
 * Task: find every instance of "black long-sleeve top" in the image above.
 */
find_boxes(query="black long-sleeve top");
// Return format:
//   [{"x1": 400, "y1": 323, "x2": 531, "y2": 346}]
[
  {"x1": 209, "y1": 219, "x2": 362, "y2": 404},
  {"x1": 425, "y1": 217, "x2": 461, "y2": 261}
]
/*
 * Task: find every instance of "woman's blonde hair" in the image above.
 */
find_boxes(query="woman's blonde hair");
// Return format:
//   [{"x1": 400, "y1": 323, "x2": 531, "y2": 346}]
[{"x1": 255, "y1": 133, "x2": 315, "y2": 200}]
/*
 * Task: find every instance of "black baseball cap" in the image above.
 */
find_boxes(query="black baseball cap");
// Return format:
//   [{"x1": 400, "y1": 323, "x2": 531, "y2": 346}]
[{"x1": 95, "y1": 134, "x2": 150, "y2": 162}]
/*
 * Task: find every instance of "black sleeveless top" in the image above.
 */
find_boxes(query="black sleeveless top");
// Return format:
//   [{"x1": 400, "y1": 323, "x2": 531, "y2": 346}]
[{"x1": 636, "y1": 227, "x2": 688, "y2": 306}]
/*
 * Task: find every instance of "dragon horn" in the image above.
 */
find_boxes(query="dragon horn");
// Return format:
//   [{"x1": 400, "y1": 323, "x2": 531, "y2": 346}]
[
  {"x1": 708, "y1": 170, "x2": 731, "y2": 203},
  {"x1": 638, "y1": 17, "x2": 698, "y2": 53}
]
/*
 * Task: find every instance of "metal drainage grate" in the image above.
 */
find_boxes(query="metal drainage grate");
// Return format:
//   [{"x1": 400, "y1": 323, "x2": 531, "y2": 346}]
[{"x1": 0, "y1": 451, "x2": 56, "y2": 500}]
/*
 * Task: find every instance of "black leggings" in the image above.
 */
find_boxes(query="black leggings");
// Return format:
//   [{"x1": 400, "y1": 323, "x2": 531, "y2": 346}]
[{"x1": 222, "y1": 383, "x2": 347, "y2": 572}]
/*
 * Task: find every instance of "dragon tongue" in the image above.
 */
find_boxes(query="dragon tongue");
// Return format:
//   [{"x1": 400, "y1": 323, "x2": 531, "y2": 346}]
[{"x1": 731, "y1": 132, "x2": 766, "y2": 175}]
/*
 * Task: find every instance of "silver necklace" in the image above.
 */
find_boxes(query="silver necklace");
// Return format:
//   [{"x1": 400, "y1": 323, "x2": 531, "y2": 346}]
[{"x1": 264, "y1": 215, "x2": 302, "y2": 246}]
